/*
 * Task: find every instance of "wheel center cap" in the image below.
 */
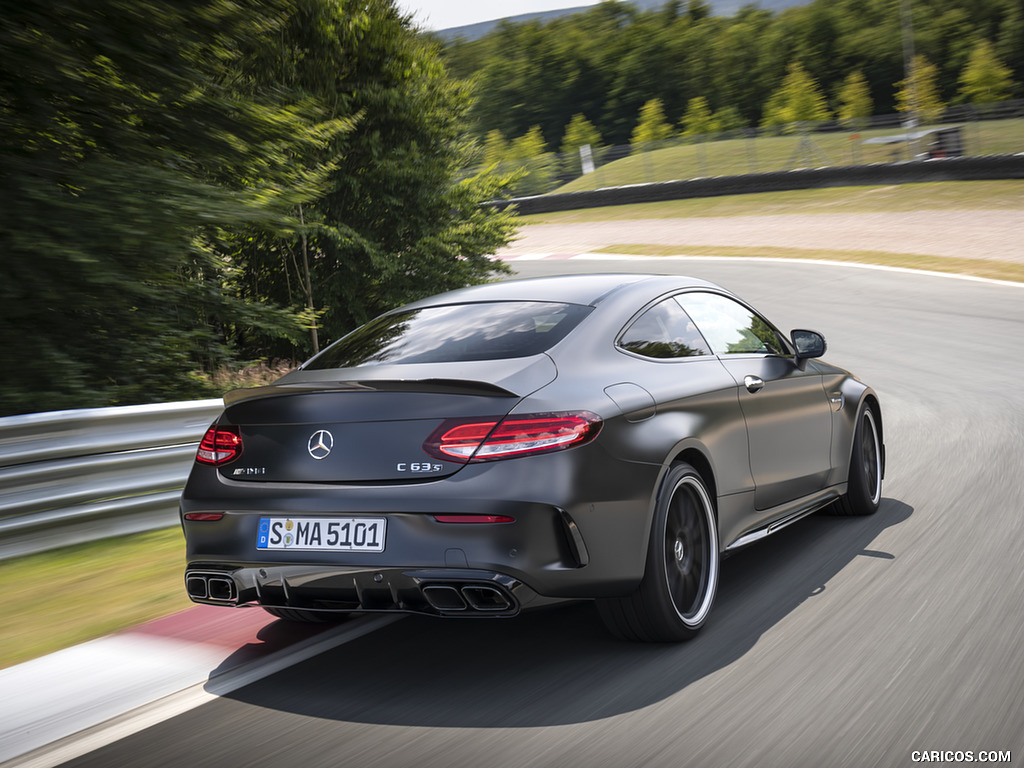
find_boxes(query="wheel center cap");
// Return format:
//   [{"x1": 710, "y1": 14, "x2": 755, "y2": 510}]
[{"x1": 674, "y1": 539, "x2": 685, "y2": 562}]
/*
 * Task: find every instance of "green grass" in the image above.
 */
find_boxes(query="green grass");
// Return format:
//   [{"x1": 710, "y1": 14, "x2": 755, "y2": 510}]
[
  {"x1": 0, "y1": 527, "x2": 191, "y2": 669},
  {"x1": 557, "y1": 118, "x2": 1024, "y2": 193},
  {"x1": 520, "y1": 180, "x2": 1024, "y2": 224}
]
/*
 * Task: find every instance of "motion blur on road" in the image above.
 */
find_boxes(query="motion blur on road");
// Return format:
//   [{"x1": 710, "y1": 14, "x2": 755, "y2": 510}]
[{"x1": 49, "y1": 254, "x2": 1024, "y2": 768}]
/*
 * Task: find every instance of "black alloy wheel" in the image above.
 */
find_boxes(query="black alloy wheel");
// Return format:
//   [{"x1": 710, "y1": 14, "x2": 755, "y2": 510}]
[
  {"x1": 597, "y1": 461, "x2": 719, "y2": 642},
  {"x1": 834, "y1": 403, "x2": 882, "y2": 516}
]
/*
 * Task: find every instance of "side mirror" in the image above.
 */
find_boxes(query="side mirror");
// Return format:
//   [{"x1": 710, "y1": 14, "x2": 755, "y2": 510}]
[{"x1": 791, "y1": 329, "x2": 827, "y2": 368}]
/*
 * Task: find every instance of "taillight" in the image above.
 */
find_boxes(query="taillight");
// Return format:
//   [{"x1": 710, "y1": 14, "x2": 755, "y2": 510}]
[
  {"x1": 196, "y1": 425, "x2": 243, "y2": 465},
  {"x1": 424, "y1": 412, "x2": 601, "y2": 463}
]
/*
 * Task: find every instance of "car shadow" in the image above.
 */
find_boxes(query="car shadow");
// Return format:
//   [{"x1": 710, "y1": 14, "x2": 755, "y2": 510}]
[
  {"x1": 205, "y1": 616, "x2": 340, "y2": 679},
  {"x1": 218, "y1": 498, "x2": 912, "y2": 728}
]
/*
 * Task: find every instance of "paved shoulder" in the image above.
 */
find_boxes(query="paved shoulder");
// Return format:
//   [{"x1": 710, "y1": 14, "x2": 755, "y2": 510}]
[{"x1": 499, "y1": 211, "x2": 1024, "y2": 263}]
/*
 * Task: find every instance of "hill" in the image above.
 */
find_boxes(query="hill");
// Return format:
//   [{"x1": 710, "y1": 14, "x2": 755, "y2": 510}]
[{"x1": 436, "y1": 0, "x2": 809, "y2": 41}]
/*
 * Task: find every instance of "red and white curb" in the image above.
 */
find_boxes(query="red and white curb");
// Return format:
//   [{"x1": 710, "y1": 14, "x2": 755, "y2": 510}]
[{"x1": 1, "y1": 607, "x2": 398, "y2": 767}]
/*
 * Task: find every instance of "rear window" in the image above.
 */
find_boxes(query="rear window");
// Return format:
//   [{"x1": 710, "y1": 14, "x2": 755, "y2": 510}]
[{"x1": 304, "y1": 301, "x2": 592, "y2": 369}]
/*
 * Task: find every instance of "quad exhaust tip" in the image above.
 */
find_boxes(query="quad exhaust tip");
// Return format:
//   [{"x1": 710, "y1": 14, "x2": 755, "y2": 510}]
[
  {"x1": 461, "y1": 585, "x2": 512, "y2": 611},
  {"x1": 186, "y1": 572, "x2": 237, "y2": 603},
  {"x1": 422, "y1": 583, "x2": 514, "y2": 613},
  {"x1": 422, "y1": 585, "x2": 467, "y2": 611}
]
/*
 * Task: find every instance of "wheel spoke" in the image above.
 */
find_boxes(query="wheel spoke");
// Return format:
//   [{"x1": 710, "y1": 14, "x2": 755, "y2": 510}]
[{"x1": 666, "y1": 484, "x2": 710, "y2": 617}]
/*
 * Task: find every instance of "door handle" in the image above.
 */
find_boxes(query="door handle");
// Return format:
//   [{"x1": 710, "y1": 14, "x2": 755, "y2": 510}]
[{"x1": 744, "y1": 375, "x2": 765, "y2": 393}]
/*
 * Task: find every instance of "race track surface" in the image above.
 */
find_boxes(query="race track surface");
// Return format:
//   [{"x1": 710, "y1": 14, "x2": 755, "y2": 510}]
[{"x1": 42, "y1": 228, "x2": 1024, "y2": 768}]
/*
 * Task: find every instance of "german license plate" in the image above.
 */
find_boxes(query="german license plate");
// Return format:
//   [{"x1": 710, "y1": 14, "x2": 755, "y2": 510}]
[{"x1": 257, "y1": 517, "x2": 386, "y2": 552}]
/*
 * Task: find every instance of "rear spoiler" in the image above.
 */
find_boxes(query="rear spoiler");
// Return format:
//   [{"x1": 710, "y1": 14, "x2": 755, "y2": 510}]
[{"x1": 223, "y1": 378, "x2": 518, "y2": 407}]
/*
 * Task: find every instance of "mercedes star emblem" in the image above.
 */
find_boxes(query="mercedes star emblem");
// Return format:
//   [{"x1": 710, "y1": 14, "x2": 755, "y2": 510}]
[{"x1": 307, "y1": 429, "x2": 334, "y2": 460}]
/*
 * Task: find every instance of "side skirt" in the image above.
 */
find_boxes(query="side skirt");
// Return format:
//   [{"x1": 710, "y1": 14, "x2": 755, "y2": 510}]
[{"x1": 723, "y1": 486, "x2": 845, "y2": 554}]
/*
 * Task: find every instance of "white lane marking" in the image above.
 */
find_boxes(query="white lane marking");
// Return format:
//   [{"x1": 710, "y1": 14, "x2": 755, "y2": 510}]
[
  {"x1": 4, "y1": 615, "x2": 401, "y2": 768},
  {"x1": 501, "y1": 253, "x2": 1024, "y2": 288}
]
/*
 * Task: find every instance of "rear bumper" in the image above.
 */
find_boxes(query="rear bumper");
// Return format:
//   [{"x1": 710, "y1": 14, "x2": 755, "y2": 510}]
[
  {"x1": 183, "y1": 564, "x2": 564, "y2": 617},
  {"x1": 181, "y1": 445, "x2": 663, "y2": 601}
]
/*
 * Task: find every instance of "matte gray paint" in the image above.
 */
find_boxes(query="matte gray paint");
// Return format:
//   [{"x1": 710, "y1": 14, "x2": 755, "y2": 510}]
[{"x1": 181, "y1": 274, "x2": 879, "y2": 613}]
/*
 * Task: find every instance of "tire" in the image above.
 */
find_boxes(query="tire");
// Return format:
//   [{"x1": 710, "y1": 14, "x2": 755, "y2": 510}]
[
  {"x1": 833, "y1": 403, "x2": 882, "y2": 516},
  {"x1": 262, "y1": 606, "x2": 349, "y2": 624},
  {"x1": 597, "y1": 462, "x2": 719, "y2": 642}
]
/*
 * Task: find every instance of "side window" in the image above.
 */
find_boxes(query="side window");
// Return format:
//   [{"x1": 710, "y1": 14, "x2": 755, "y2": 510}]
[
  {"x1": 677, "y1": 292, "x2": 787, "y2": 356},
  {"x1": 618, "y1": 298, "x2": 712, "y2": 359}
]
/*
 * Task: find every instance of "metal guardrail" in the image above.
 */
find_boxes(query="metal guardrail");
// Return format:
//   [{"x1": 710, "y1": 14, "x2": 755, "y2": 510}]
[{"x1": 0, "y1": 399, "x2": 223, "y2": 561}]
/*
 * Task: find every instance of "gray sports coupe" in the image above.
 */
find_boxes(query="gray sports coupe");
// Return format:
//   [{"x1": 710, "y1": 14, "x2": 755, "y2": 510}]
[{"x1": 181, "y1": 273, "x2": 884, "y2": 642}]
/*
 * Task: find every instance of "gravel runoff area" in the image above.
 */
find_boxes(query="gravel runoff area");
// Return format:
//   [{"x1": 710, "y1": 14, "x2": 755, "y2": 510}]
[{"x1": 496, "y1": 210, "x2": 1024, "y2": 264}]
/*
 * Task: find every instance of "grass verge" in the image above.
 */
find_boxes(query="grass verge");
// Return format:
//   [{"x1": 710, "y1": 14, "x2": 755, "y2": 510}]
[
  {"x1": 556, "y1": 119, "x2": 1024, "y2": 193},
  {"x1": 0, "y1": 527, "x2": 191, "y2": 669},
  {"x1": 590, "y1": 244, "x2": 1024, "y2": 284},
  {"x1": 521, "y1": 181, "x2": 1024, "y2": 224}
]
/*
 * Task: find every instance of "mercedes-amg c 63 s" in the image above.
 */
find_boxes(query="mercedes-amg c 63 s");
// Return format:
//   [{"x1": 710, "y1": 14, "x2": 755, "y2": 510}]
[{"x1": 181, "y1": 273, "x2": 884, "y2": 642}]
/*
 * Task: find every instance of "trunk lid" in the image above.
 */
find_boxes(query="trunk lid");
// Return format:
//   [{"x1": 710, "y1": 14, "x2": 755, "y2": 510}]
[{"x1": 217, "y1": 356, "x2": 556, "y2": 484}]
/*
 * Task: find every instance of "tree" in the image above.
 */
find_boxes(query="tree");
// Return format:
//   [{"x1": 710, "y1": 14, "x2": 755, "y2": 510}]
[
  {"x1": 631, "y1": 97, "x2": 675, "y2": 146},
  {"x1": 687, "y1": 1, "x2": 712, "y2": 23},
  {"x1": 483, "y1": 130, "x2": 509, "y2": 168},
  {"x1": 506, "y1": 125, "x2": 558, "y2": 195},
  {"x1": 0, "y1": 0, "x2": 338, "y2": 415},
  {"x1": 560, "y1": 113, "x2": 604, "y2": 176},
  {"x1": 895, "y1": 55, "x2": 946, "y2": 124},
  {"x1": 958, "y1": 38, "x2": 1015, "y2": 104},
  {"x1": 560, "y1": 113, "x2": 603, "y2": 155},
  {"x1": 224, "y1": 0, "x2": 518, "y2": 357},
  {"x1": 713, "y1": 106, "x2": 747, "y2": 132},
  {"x1": 761, "y1": 61, "x2": 831, "y2": 132},
  {"x1": 0, "y1": 0, "x2": 518, "y2": 416},
  {"x1": 837, "y1": 70, "x2": 873, "y2": 131},
  {"x1": 680, "y1": 96, "x2": 719, "y2": 138}
]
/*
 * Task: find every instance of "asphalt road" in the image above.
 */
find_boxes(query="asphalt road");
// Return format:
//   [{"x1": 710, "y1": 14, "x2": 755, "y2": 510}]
[{"x1": 63, "y1": 257, "x2": 1024, "y2": 768}]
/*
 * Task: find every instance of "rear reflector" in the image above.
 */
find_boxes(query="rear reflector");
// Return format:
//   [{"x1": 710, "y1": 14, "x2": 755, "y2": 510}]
[
  {"x1": 183, "y1": 512, "x2": 225, "y2": 522},
  {"x1": 196, "y1": 425, "x2": 243, "y2": 465},
  {"x1": 424, "y1": 411, "x2": 601, "y2": 463},
  {"x1": 433, "y1": 515, "x2": 515, "y2": 524}
]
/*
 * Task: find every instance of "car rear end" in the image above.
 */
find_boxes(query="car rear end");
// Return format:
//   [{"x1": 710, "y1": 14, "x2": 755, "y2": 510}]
[{"x1": 180, "y1": 297, "x2": 642, "y2": 619}]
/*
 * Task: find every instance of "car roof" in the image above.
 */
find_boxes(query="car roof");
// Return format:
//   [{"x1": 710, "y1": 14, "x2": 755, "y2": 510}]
[{"x1": 400, "y1": 273, "x2": 720, "y2": 311}]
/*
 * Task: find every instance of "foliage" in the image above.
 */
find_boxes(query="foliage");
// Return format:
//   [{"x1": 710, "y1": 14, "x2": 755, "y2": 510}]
[
  {"x1": 483, "y1": 129, "x2": 510, "y2": 167},
  {"x1": 895, "y1": 55, "x2": 946, "y2": 124},
  {"x1": 506, "y1": 126, "x2": 559, "y2": 195},
  {"x1": 959, "y1": 39, "x2": 1015, "y2": 104},
  {"x1": 0, "y1": 0, "x2": 334, "y2": 415},
  {"x1": 837, "y1": 70, "x2": 873, "y2": 131},
  {"x1": 680, "y1": 97, "x2": 719, "y2": 138},
  {"x1": 220, "y1": 0, "x2": 517, "y2": 357},
  {"x1": 713, "y1": 106, "x2": 747, "y2": 133},
  {"x1": 761, "y1": 61, "x2": 831, "y2": 132},
  {"x1": 0, "y1": 0, "x2": 516, "y2": 416},
  {"x1": 632, "y1": 98, "x2": 675, "y2": 146},
  {"x1": 441, "y1": 0, "x2": 1023, "y2": 146},
  {"x1": 560, "y1": 113, "x2": 604, "y2": 176},
  {"x1": 185, "y1": 361, "x2": 297, "y2": 399},
  {"x1": 560, "y1": 113, "x2": 604, "y2": 155}
]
